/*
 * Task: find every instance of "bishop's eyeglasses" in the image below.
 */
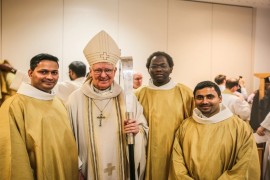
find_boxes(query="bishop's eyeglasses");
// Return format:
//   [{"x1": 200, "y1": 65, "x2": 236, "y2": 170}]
[{"x1": 92, "y1": 68, "x2": 114, "y2": 75}]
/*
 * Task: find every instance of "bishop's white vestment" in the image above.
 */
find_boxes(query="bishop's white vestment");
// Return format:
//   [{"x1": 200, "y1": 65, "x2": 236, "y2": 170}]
[{"x1": 66, "y1": 79, "x2": 148, "y2": 180}]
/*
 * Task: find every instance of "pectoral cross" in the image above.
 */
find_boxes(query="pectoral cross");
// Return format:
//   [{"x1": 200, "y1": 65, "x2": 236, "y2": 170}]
[{"x1": 97, "y1": 113, "x2": 105, "y2": 126}]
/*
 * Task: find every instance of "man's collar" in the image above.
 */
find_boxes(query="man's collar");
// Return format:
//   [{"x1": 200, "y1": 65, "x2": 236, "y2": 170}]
[
  {"x1": 193, "y1": 104, "x2": 233, "y2": 124},
  {"x1": 17, "y1": 82, "x2": 55, "y2": 100},
  {"x1": 92, "y1": 83, "x2": 113, "y2": 95},
  {"x1": 81, "y1": 79, "x2": 122, "y2": 99},
  {"x1": 148, "y1": 78, "x2": 176, "y2": 90}
]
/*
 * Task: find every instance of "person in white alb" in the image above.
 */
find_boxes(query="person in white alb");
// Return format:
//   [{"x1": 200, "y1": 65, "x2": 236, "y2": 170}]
[
  {"x1": 54, "y1": 61, "x2": 86, "y2": 104},
  {"x1": 214, "y1": 74, "x2": 226, "y2": 92},
  {"x1": 256, "y1": 112, "x2": 270, "y2": 180},
  {"x1": 66, "y1": 30, "x2": 148, "y2": 180},
  {"x1": 221, "y1": 78, "x2": 251, "y2": 121}
]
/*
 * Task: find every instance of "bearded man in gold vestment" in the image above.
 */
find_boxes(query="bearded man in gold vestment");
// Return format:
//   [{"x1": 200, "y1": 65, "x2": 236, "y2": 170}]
[
  {"x1": 0, "y1": 53, "x2": 78, "y2": 180},
  {"x1": 135, "y1": 51, "x2": 195, "y2": 180},
  {"x1": 169, "y1": 81, "x2": 260, "y2": 179}
]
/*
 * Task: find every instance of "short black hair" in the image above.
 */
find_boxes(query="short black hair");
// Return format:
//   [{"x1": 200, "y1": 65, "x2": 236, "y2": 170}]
[
  {"x1": 69, "y1": 61, "x2": 86, "y2": 77},
  {"x1": 146, "y1": 51, "x2": 174, "y2": 69},
  {"x1": 30, "y1": 53, "x2": 59, "y2": 70},
  {"x1": 193, "y1": 81, "x2": 221, "y2": 97}
]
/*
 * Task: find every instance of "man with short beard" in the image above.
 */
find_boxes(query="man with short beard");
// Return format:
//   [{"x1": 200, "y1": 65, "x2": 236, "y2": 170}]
[
  {"x1": 0, "y1": 53, "x2": 78, "y2": 180},
  {"x1": 169, "y1": 81, "x2": 260, "y2": 180}
]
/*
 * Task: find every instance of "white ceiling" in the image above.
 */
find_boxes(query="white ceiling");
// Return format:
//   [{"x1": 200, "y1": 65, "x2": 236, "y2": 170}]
[{"x1": 186, "y1": 0, "x2": 270, "y2": 8}]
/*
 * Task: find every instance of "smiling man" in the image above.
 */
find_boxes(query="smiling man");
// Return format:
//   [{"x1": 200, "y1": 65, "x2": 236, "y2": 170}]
[
  {"x1": 66, "y1": 31, "x2": 148, "y2": 180},
  {"x1": 135, "y1": 51, "x2": 194, "y2": 180},
  {"x1": 169, "y1": 81, "x2": 260, "y2": 180},
  {"x1": 0, "y1": 53, "x2": 78, "y2": 180}
]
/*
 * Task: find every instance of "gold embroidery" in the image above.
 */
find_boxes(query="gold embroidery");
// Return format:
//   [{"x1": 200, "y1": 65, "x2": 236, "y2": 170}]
[{"x1": 104, "y1": 163, "x2": 115, "y2": 176}]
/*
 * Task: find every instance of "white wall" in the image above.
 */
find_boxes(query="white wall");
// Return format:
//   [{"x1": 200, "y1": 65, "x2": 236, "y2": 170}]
[
  {"x1": 1, "y1": 0, "x2": 64, "y2": 79},
  {"x1": 211, "y1": 4, "x2": 253, "y2": 90},
  {"x1": 118, "y1": 0, "x2": 168, "y2": 83},
  {"x1": 62, "y1": 0, "x2": 119, "y2": 80},
  {"x1": 168, "y1": 1, "x2": 253, "y2": 90},
  {"x1": 168, "y1": 1, "x2": 213, "y2": 87},
  {"x1": 253, "y1": 7, "x2": 270, "y2": 89},
  {"x1": 0, "y1": 0, "x2": 269, "y2": 93}
]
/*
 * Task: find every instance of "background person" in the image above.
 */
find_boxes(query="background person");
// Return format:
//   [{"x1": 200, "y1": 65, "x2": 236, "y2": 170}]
[
  {"x1": 222, "y1": 77, "x2": 251, "y2": 121},
  {"x1": 214, "y1": 74, "x2": 226, "y2": 92},
  {"x1": 256, "y1": 112, "x2": 270, "y2": 180},
  {"x1": 54, "y1": 61, "x2": 86, "y2": 103},
  {"x1": 133, "y1": 71, "x2": 143, "y2": 89}
]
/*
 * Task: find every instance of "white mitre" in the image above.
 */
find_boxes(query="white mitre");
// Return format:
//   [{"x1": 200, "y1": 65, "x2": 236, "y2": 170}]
[{"x1": 83, "y1": 30, "x2": 121, "y2": 66}]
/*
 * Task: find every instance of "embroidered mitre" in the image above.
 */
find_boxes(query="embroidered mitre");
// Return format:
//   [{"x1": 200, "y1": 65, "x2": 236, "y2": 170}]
[{"x1": 83, "y1": 30, "x2": 121, "y2": 66}]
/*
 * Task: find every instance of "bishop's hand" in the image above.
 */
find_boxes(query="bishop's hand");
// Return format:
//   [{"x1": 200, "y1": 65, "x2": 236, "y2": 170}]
[
  {"x1": 124, "y1": 119, "x2": 139, "y2": 135},
  {"x1": 256, "y1": 126, "x2": 265, "y2": 136}
]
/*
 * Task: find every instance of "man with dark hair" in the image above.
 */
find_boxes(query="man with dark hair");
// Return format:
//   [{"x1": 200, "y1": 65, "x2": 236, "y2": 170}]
[
  {"x1": 54, "y1": 61, "x2": 87, "y2": 103},
  {"x1": 214, "y1": 74, "x2": 248, "y2": 99},
  {"x1": 169, "y1": 80, "x2": 260, "y2": 180},
  {"x1": 135, "y1": 51, "x2": 194, "y2": 180},
  {"x1": 0, "y1": 60, "x2": 87, "y2": 104},
  {"x1": 0, "y1": 53, "x2": 78, "y2": 180},
  {"x1": 68, "y1": 61, "x2": 86, "y2": 80}
]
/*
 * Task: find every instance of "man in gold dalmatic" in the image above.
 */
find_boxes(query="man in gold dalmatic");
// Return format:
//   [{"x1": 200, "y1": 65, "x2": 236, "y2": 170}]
[
  {"x1": 135, "y1": 51, "x2": 195, "y2": 180},
  {"x1": 66, "y1": 30, "x2": 148, "y2": 180},
  {"x1": 169, "y1": 81, "x2": 260, "y2": 179},
  {"x1": 0, "y1": 53, "x2": 78, "y2": 180}
]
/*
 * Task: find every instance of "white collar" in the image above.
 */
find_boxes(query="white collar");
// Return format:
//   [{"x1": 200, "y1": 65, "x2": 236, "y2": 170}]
[
  {"x1": 81, "y1": 79, "x2": 122, "y2": 100},
  {"x1": 92, "y1": 83, "x2": 113, "y2": 95},
  {"x1": 17, "y1": 82, "x2": 55, "y2": 100},
  {"x1": 193, "y1": 104, "x2": 233, "y2": 124},
  {"x1": 148, "y1": 79, "x2": 176, "y2": 90},
  {"x1": 74, "y1": 77, "x2": 86, "y2": 82}
]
